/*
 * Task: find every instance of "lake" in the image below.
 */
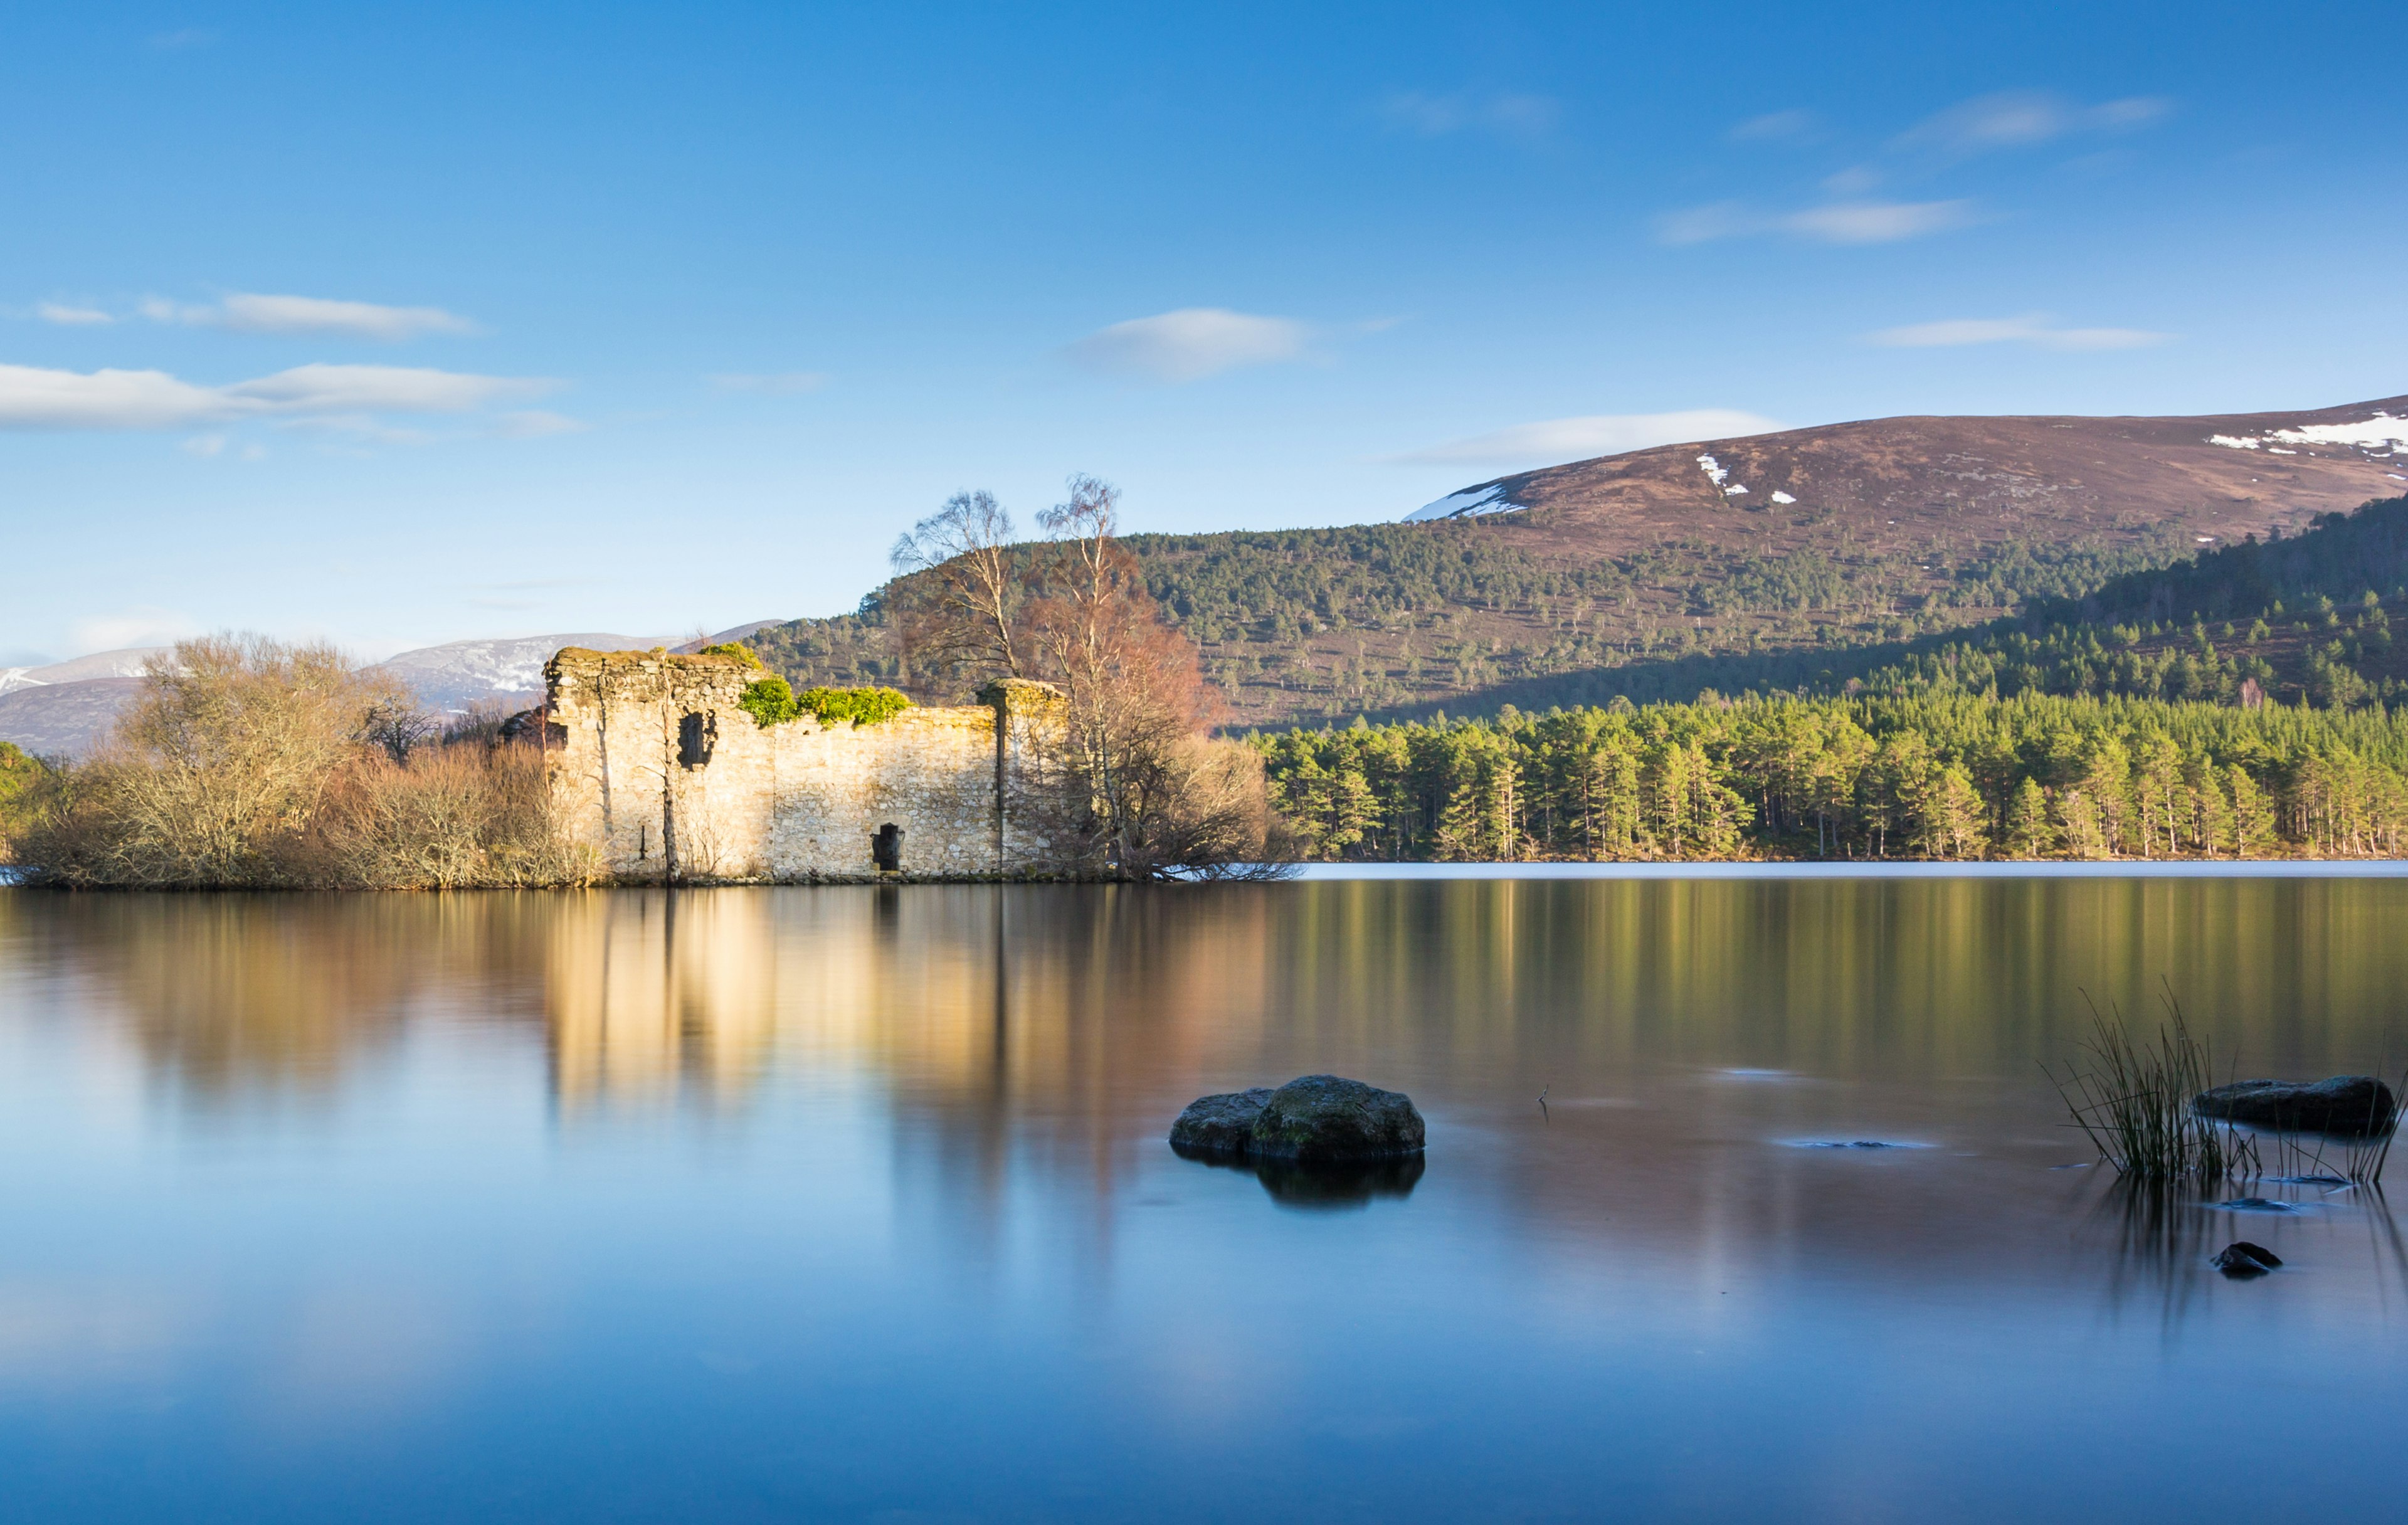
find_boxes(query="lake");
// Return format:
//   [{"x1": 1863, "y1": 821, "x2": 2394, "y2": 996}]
[{"x1": 3, "y1": 879, "x2": 2405, "y2": 1523}]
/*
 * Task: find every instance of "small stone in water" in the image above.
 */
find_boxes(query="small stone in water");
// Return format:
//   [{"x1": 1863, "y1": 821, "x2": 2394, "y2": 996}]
[
  {"x1": 2211, "y1": 1242, "x2": 2283, "y2": 1277},
  {"x1": 2211, "y1": 1197, "x2": 2299, "y2": 1213}
]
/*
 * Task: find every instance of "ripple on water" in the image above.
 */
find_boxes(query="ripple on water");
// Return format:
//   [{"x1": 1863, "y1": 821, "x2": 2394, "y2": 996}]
[{"x1": 1783, "y1": 1139, "x2": 1933, "y2": 1151}]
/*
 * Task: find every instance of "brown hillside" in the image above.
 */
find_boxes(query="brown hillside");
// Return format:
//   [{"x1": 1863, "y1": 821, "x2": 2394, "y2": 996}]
[{"x1": 1449, "y1": 395, "x2": 2408, "y2": 562}]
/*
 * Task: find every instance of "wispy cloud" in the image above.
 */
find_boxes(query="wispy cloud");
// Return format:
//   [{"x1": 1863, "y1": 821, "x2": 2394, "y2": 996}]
[
  {"x1": 1894, "y1": 91, "x2": 2171, "y2": 157},
  {"x1": 0, "y1": 361, "x2": 554, "y2": 430},
  {"x1": 1728, "y1": 109, "x2": 1819, "y2": 143},
  {"x1": 36, "y1": 301, "x2": 114, "y2": 326},
  {"x1": 141, "y1": 292, "x2": 477, "y2": 340},
  {"x1": 1866, "y1": 314, "x2": 2168, "y2": 351},
  {"x1": 1064, "y1": 308, "x2": 1308, "y2": 384},
  {"x1": 1398, "y1": 409, "x2": 1787, "y2": 468},
  {"x1": 147, "y1": 28, "x2": 215, "y2": 51},
  {"x1": 1376, "y1": 88, "x2": 1560, "y2": 141},
  {"x1": 70, "y1": 606, "x2": 199, "y2": 656},
  {"x1": 710, "y1": 371, "x2": 828, "y2": 394},
  {"x1": 1655, "y1": 198, "x2": 1974, "y2": 246}
]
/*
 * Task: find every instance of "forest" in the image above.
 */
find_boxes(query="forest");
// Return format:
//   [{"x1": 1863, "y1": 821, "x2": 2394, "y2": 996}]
[{"x1": 1255, "y1": 692, "x2": 2408, "y2": 862}]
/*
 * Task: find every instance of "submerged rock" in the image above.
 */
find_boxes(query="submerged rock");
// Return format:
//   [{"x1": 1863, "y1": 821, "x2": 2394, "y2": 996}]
[
  {"x1": 1168, "y1": 1075, "x2": 1427, "y2": 1163},
  {"x1": 1250, "y1": 1075, "x2": 1426, "y2": 1161},
  {"x1": 2211, "y1": 1241, "x2": 2283, "y2": 1277},
  {"x1": 1168, "y1": 1088, "x2": 1274, "y2": 1156},
  {"x1": 2193, "y1": 1076, "x2": 2398, "y2": 1136}
]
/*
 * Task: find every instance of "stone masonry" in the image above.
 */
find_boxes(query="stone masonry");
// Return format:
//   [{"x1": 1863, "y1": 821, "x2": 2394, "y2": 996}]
[{"x1": 543, "y1": 648, "x2": 1066, "y2": 882}]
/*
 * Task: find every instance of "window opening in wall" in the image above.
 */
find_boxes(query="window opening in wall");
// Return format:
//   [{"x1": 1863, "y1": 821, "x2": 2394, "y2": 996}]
[
  {"x1": 679, "y1": 711, "x2": 717, "y2": 768},
  {"x1": 870, "y1": 822, "x2": 905, "y2": 872}
]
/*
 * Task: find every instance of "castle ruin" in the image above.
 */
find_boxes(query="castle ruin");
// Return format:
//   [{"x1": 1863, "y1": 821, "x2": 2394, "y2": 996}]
[{"x1": 543, "y1": 647, "x2": 1065, "y2": 882}]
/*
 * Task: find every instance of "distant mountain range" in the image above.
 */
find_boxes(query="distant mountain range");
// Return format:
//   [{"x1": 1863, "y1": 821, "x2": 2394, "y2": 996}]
[{"x1": 0, "y1": 622, "x2": 782, "y2": 757}]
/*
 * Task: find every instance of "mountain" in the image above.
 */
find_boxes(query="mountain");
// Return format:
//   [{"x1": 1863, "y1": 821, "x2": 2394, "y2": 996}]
[
  {"x1": 0, "y1": 678, "x2": 144, "y2": 758},
  {"x1": 1405, "y1": 396, "x2": 2408, "y2": 555},
  {"x1": 747, "y1": 396, "x2": 2408, "y2": 728},
  {"x1": 369, "y1": 632, "x2": 670, "y2": 712},
  {"x1": 0, "y1": 647, "x2": 166, "y2": 698}
]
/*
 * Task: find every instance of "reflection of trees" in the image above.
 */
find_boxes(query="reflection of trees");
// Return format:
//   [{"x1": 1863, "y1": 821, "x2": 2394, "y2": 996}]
[
  {"x1": 45, "y1": 894, "x2": 553, "y2": 1099},
  {"x1": 35, "y1": 879, "x2": 2408, "y2": 1275}
]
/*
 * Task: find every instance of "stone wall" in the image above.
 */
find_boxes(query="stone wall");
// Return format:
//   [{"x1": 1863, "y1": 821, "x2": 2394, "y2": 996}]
[{"x1": 543, "y1": 648, "x2": 1065, "y2": 882}]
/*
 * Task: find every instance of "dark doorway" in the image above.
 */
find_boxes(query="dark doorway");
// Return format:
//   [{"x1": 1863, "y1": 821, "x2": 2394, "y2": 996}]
[{"x1": 870, "y1": 822, "x2": 905, "y2": 872}]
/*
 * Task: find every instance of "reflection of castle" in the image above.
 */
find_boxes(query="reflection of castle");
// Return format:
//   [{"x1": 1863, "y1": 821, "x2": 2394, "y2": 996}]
[
  {"x1": 542, "y1": 891, "x2": 784, "y2": 1112},
  {"x1": 537, "y1": 888, "x2": 1274, "y2": 1137}
]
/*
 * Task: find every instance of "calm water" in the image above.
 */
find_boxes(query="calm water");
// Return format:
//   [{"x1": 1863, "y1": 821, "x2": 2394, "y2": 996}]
[{"x1": 4, "y1": 880, "x2": 2407, "y2": 1524}]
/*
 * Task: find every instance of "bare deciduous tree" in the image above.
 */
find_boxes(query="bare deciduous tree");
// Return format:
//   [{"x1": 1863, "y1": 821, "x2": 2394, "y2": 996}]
[
  {"x1": 890, "y1": 488, "x2": 1026, "y2": 684},
  {"x1": 11, "y1": 633, "x2": 593, "y2": 889},
  {"x1": 1020, "y1": 475, "x2": 1274, "y2": 875}
]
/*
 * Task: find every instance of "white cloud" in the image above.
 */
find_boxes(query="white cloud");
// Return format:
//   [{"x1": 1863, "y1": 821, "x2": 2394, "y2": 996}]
[
  {"x1": 180, "y1": 433, "x2": 226, "y2": 457},
  {"x1": 147, "y1": 28, "x2": 214, "y2": 50},
  {"x1": 1895, "y1": 91, "x2": 2172, "y2": 156},
  {"x1": 224, "y1": 362, "x2": 544, "y2": 413},
  {"x1": 710, "y1": 371, "x2": 828, "y2": 394},
  {"x1": 1376, "y1": 89, "x2": 1560, "y2": 140},
  {"x1": 1399, "y1": 409, "x2": 1787, "y2": 468},
  {"x1": 144, "y1": 292, "x2": 477, "y2": 340},
  {"x1": 1064, "y1": 308, "x2": 1308, "y2": 383},
  {"x1": 1780, "y1": 199, "x2": 1975, "y2": 244},
  {"x1": 1656, "y1": 199, "x2": 1973, "y2": 246},
  {"x1": 36, "y1": 302, "x2": 113, "y2": 326},
  {"x1": 0, "y1": 361, "x2": 554, "y2": 430},
  {"x1": 1728, "y1": 109, "x2": 1817, "y2": 143},
  {"x1": 1867, "y1": 314, "x2": 2168, "y2": 351},
  {"x1": 1653, "y1": 202, "x2": 1760, "y2": 245}
]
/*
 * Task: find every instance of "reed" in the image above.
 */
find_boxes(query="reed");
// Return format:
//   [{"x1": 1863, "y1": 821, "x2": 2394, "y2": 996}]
[{"x1": 2049, "y1": 991, "x2": 2258, "y2": 1183}]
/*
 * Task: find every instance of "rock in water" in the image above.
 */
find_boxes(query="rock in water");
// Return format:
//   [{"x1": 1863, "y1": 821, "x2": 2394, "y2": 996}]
[
  {"x1": 1168, "y1": 1089, "x2": 1274, "y2": 1155},
  {"x1": 2193, "y1": 1076, "x2": 2399, "y2": 1136},
  {"x1": 2211, "y1": 1242, "x2": 2283, "y2": 1277},
  {"x1": 1249, "y1": 1075, "x2": 1427, "y2": 1161}
]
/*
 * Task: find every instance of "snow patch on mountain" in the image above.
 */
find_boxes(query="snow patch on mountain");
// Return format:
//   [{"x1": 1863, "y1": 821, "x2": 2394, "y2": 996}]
[
  {"x1": 0, "y1": 647, "x2": 168, "y2": 697},
  {"x1": 1406, "y1": 484, "x2": 1528, "y2": 522},
  {"x1": 374, "y1": 633, "x2": 668, "y2": 712},
  {"x1": 2209, "y1": 412, "x2": 2408, "y2": 453}
]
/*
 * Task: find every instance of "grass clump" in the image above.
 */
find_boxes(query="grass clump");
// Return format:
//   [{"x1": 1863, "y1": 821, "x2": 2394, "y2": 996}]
[
  {"x1": 739, "y1": 676, "x2": 913, "y2": 729},
  {"x1": 2048, "y1": 989, "x2": 2258, "y2": 1183}
]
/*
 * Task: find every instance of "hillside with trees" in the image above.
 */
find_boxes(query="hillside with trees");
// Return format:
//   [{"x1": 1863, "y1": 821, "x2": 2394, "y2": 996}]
[{"x1": 747, "y1": 398, "x2": 2408, "y2": 729}]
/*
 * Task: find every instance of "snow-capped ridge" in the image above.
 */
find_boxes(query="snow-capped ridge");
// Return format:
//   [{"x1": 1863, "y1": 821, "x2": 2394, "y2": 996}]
[{"x1": 1405, "y1": 484, "x2": 1529, "y2": 522}]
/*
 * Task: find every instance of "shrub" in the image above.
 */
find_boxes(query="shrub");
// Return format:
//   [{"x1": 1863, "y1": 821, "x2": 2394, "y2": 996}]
[
  {"x1": 800, "y1": 685, "x2": 913, "y2": 726},
  {"x1": 9, "y1": 633, "x2": 593, "y2": 889},
  {"x1": 739, "y1": 676, "x2": 914, "y2": 729}
]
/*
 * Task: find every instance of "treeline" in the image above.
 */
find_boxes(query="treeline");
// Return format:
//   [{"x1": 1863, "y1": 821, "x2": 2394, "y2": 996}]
[{"x1": 1257, "y1": 692, "x2": 2408, "y2": 862}]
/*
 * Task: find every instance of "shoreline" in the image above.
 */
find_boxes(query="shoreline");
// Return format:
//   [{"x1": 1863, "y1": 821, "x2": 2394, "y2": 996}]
[{"x1": 1282, "y1": 859, "x2": 2408, "y2": 880}]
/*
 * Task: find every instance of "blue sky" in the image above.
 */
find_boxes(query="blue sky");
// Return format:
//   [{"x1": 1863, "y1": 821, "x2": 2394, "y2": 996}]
[{"x1": 3, "y1": 1, "x2": 2400, "y2": 662}]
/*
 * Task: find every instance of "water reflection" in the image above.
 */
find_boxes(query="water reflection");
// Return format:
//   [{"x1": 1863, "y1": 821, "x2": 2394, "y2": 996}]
[
  {"x1": 1170, "y1": 1146, "x2": 1427, "y2": 1211},
  {"x1": 7, "y1": 879, "x2": 2408, "y2": 1522}
]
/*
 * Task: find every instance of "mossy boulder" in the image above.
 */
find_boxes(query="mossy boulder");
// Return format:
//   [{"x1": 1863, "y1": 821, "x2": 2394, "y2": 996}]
[
  {"x1": 1250, "y1": 1075, "x2": 1425, "y2": 1160},
  {"x1": 2194, "y1": 1076, "x2": 2398, "y2": 1136},
  {"x1": 1168, "y1": 1076, "x2": 1427, "y2": 1162},
  {"x1": 1169, "y1": 1088, "x2": 1274, "y2": 1155}
]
